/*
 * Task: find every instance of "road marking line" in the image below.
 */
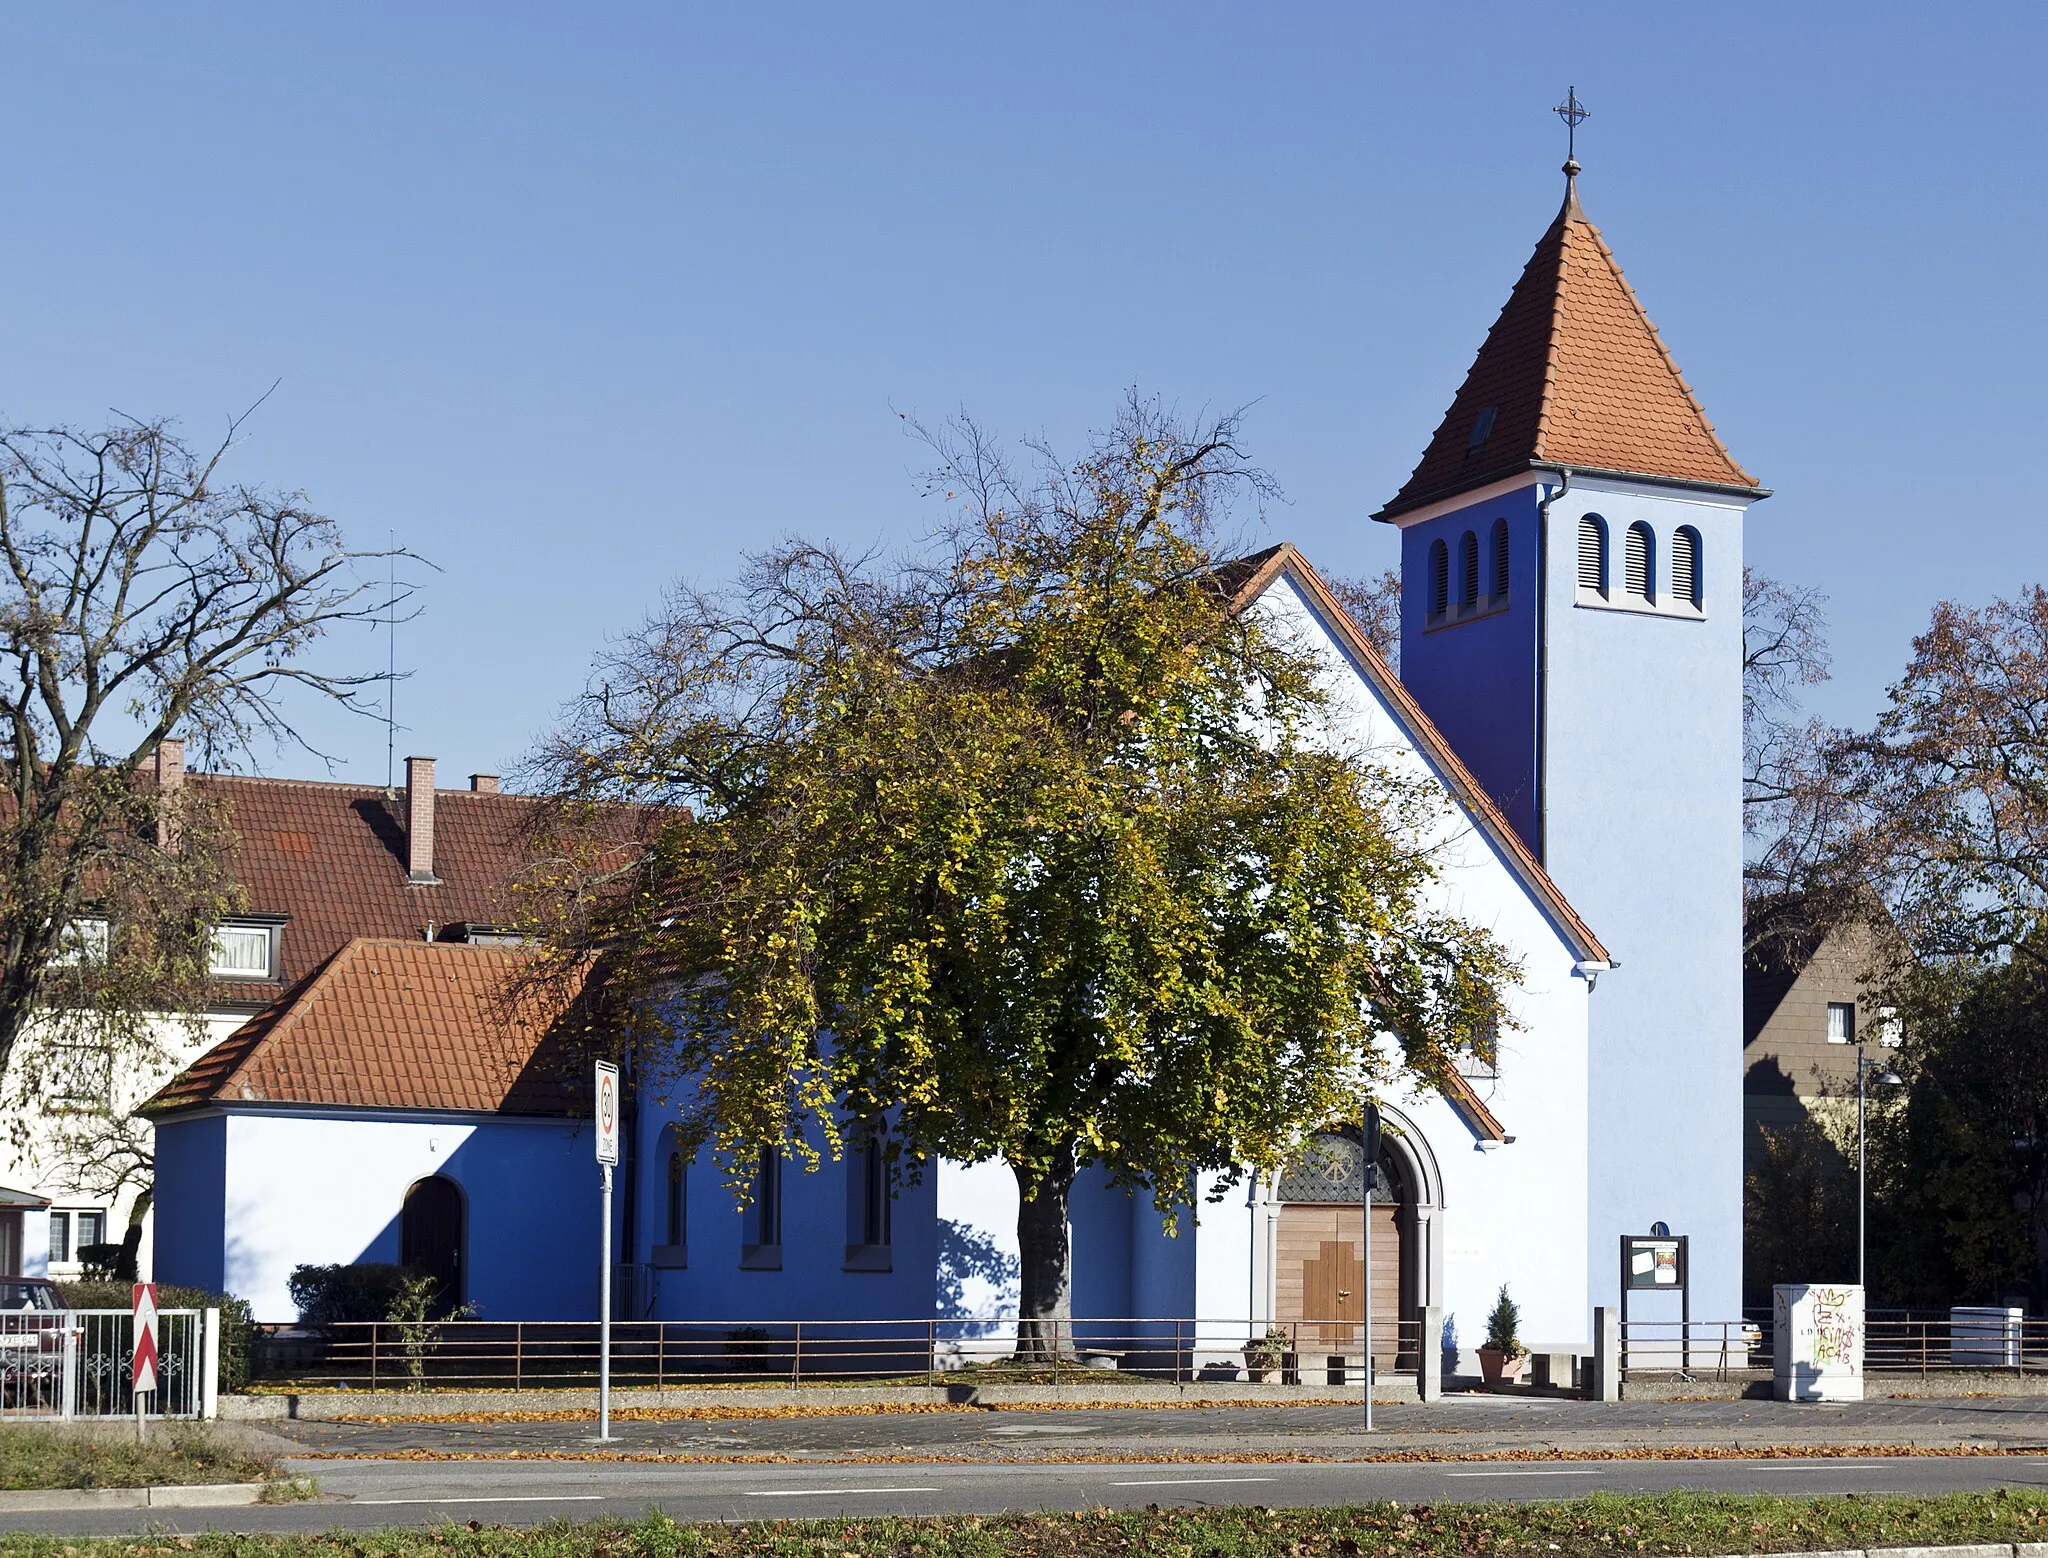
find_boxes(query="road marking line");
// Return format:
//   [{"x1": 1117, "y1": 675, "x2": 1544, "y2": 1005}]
[
  {"x1": 353, "y1": 1495, "x2": 608, "y2": 1506},
  {"x1": 1760, "y1": 1462, "x2": 1889, "y2": 1470},
  {"x1": 743, "y1": 1488, "x2": 939, "y2": 1498},
  {"x1": 1109, "y1": 1477, "x2": 1280, "y2": 1488},
  {"x1": 1444, "y1": 1469, "x2": 1605, "y2": 1478}
]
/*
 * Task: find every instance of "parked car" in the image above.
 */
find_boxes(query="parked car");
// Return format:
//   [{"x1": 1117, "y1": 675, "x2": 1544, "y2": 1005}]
[{"x1": 0, "y1": 1278, "x2": 70, "y2": 1406}]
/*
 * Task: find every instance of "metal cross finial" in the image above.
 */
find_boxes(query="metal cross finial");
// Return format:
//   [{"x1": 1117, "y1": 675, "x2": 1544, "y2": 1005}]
[{"x1": 1554, "y1": 86, "x2": 1589, "y2": 171}]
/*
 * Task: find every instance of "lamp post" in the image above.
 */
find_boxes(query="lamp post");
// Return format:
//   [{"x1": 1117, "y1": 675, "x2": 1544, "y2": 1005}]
[{"x1": 1856, "y1": 1045, "x2": 1903, "y2": 1290}]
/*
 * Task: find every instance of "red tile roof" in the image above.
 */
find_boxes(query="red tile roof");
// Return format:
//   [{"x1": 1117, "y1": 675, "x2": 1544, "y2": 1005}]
[
  {"x1": 145, "y1": 938, "x2": 593, "y2": 1116},
  {"x1": 184, "y1": 773, "x2": 647, "y2": 1008},
  {"x1": 1377, "y1": 180, "x2": 1761, "y2": 521}
]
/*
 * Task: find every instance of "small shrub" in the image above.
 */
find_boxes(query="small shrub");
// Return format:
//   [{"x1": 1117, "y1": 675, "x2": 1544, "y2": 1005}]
[
  {"x1": 287, "y1": 1263, "x2": 412, "y2": 1327},
  {"x1": 55, "y1": 1281, "x2": 255, "y2": 1395},
  {"x1": 725, "y1": 1326, "x2": 771, "y2": 1372},
  {"x1": 1484, "y1": 1282, "x2": 1524, "y2": 1358},
  {"x1": 384, "y1": 1272, "x2": 477, "y2": 1390},
  {"x1": 1243, "y1": 1326, "x2": 1291, "y2": 1373}
]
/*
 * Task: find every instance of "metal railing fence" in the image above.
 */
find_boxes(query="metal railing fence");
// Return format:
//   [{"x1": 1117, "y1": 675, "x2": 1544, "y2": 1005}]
[
  {"x1": 0, "y1": 1309, "x2": 210, "y2": 1419},
  {"x1": 249, "y1": 1315, "x2": 1424, "y2": 1391},
  {"x1": 1620, "y1": 1312, "x2": 2048, "y2": 1379}
]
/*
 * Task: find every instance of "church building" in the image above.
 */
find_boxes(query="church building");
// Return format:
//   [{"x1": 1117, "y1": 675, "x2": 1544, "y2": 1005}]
[{"x1": 150, "y1": 155, "x2": 1755, "y2": 1363}]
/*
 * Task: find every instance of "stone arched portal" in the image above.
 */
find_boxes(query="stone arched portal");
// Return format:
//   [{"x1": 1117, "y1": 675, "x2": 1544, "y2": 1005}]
[{"x1": 1268, "y1": 1106, "x2": 1444, "y2": 1369}]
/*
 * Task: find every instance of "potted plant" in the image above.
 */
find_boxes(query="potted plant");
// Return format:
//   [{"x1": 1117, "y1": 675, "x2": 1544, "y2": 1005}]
[
  {"x1": 1242, "y1": 1326, "x2": 1290, "y2": 1383},
  {"x1": 1477, "y1": 1284, "x2": 1529, "y2": 1385}
]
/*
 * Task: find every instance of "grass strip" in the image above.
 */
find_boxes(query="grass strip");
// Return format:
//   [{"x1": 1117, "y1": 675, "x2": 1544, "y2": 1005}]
[
  {"x1": 0, "y1": 1424, "x2": 277, "y2": 1490},
  {"x1": 0, "y1": 1491, "x2": 2046, "y2": 1555}
]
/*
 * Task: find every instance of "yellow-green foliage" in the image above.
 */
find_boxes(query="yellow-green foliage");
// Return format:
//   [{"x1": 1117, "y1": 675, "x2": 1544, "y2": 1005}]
[{"x1": 525, "y1": 401, "x2": 1518, "y2": 1280}]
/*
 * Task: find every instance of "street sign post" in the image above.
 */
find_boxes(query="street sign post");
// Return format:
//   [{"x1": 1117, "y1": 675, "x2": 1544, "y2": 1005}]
[
  {"x1": 131, "y1": 1283, "x2": 158, "y2": 1442},
  {"x1": 1361, "y1": 1103, "x2": 1381, "y2": 1431},
  {"x1": 595, "y1": 1061, "x2": 619, "y2": 1441}
]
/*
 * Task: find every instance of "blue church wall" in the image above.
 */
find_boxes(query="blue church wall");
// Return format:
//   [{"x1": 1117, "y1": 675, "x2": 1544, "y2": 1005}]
[
  {"x1": 1397, "y1": 488, "x2": 1543, "y2": 850},
  {"x1": 153, "y1": 1114, "x2": 227, "y2": 1293},
  {"x1": 631, "y1": 1093, "x2": 939, "y2": 1328},
  {"x1": 1068, "y1": 1164, "x2": 1134, "y2": 1320}
]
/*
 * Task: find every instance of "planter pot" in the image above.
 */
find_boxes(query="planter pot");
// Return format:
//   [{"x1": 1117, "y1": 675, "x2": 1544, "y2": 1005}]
[
  {"x1": 1242, "y1": 1348, "x2": 1284, "y2": 1384},
  {"x1": 1477, "y1": 1346, "x2": 1529, "y2": 1385}
]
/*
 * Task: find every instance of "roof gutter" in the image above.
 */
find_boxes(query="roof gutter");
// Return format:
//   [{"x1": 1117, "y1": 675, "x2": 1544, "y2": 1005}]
[
  {"x1": 1534, "y1": 466, "x2": 1572, "y2": 865},
  {"x1": 1374, "y1": 460, "x2": 1768, "y2": 525}
]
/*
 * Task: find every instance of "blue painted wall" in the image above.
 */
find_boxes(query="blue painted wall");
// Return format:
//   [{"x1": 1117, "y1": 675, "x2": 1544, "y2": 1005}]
[
  {"x1": 1396, "y1": 490, "x2": 1543, "y2": 849},
  {"x1": 1398, "y1": 476, "x2": 1749, "y2": 1320},
  {"x1": 153, "y1": 1113, "x2": 227, "y2": 1292}
]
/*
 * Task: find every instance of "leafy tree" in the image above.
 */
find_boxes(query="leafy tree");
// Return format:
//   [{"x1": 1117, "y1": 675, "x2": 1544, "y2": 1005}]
[
  {"x1": 0, "y1": 410, "x2": 404, "y2": 1092},
  {"x1": 1324, "y1": 569, "x2": 1400, "y2": 670},
  {"x1": 1850, "y1": 588, "x2": 2048, "y2": 967},
  {"x1": 528, "y1": 399, "x2": 1518, "y2": 1354},
  {"x1": 1869, "y1": 954, "x2": 2048, "y2": 1309},
  {"x1": 1742, "y1": 1116, "x2": 1856, "y2": 1306}
]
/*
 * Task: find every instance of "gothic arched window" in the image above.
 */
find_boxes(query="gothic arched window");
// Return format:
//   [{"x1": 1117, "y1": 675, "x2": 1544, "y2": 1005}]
[
  {"x1": 1458, "y1": 531, "x2": 1479, "y2": 608},
  {"x1": 1428, "y1": 539, "x2": 1449, "y2": 619},
  {"x1": 1490, "y1": 518, "x2": 1510, "y2": 600}
]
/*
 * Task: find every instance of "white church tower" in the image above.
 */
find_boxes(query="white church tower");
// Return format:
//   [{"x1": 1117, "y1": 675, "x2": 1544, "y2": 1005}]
[{"x1": 1373, "y1": 140, "x2": 1767, "y2": 1320}]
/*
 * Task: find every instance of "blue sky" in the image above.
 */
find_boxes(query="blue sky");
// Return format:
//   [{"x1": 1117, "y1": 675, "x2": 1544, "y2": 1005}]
[{"x1": 3, "y1": 4, "x2": 2041, "y2": 780}]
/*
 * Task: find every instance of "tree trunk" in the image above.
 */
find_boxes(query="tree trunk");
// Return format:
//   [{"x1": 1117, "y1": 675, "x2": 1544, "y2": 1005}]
[{"x1": 1012, "y1": 1145, "x2": 1078, "y2": 1363}]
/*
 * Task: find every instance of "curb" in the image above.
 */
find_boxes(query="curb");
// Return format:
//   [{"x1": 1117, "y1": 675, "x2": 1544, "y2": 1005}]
[
  {"x1": 224, "y1": 1383, "x2": 1414, "y2": 1421},
  {"x1": 0, "y1": 1482, "x2": 269, "y2": 1511}
]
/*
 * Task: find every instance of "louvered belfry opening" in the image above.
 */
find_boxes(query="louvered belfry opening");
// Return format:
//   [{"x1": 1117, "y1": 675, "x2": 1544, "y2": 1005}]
[
  {"x1": 1491, "y1": 519, "x2": 1510, "y2": 598},
  {"x1": 1577, "y1": 516, "x2": 1605, "y2": 592},
  {"x1": 1459, "y1": 531, "x2": 1479, "y2": 607},
  {"x1": 1429, "y1": 539, "x2": 1449, "y2": 617},
  {"x1": 1673, "y1": 526, "x2": 1700, "y2": 605},
  {"x1": 1625, "y1": 521, "x2": 1654, "y2": 599}
]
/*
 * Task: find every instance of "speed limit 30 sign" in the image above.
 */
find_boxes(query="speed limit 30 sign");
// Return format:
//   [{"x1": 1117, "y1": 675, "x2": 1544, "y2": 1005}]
[{"x1": 594, "y1": 1061, "x2": 620, "y2": 1165}]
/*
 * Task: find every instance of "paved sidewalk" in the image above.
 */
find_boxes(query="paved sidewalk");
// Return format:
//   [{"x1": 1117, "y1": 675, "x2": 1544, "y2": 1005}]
[{"x1": 268, "y1": 1393, "x2": 2048, "y2": 1463}]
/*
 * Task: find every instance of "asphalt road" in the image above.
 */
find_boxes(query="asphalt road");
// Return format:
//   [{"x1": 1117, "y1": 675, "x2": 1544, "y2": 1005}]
[{"x1": 4, "y1": 1453, "x2": 2048, "y2": 1537}]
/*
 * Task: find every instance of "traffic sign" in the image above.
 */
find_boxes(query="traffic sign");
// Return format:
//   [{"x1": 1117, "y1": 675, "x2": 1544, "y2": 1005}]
[
  {"x1": 594, "y1": 1061, "x2": 620, "y2": 1165},
  {"x1": 131, "y1": 1283, "x2": 158, "y2": 1397}
]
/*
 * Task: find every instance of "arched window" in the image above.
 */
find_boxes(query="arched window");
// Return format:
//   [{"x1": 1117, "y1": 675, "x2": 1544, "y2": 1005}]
[
  {"x1": 743, "y1": 1144, "x2": 781, "y2": 1256},
  {"x1": 1624, "y1": 521, "x2": 1654, "y2": 600},
  {"x1": 1672, "y1": 526, "x2": 1701, "y2": 607},
  {"x1": 1458, "y1": 532, "x2": 1479, "y2": 607},
  {"x1": 1577, "y1": 516, "x2": 1606, "y2": 594},
  {"x1": 1428, "y1": 539, "x2": 1449, "y2": 618},
  {"x1": 1490, "y1": 519, "x2": 1510, "y2": 600},
  {"x1": 665, "y1": 1145, "x2": 687, "y2": 1248}
]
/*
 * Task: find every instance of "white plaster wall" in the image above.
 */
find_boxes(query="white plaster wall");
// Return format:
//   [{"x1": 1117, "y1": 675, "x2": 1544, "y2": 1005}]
[
  {"x1": 222, "y1": 1114, "x2": 477, "y2": 1319},
  {"x1": 934, "y1": 1158, "x2": 1018, "y2": 1360},
  {"x1": 1243, "y1": 572, "x2": 1594, "y2": 1351}
]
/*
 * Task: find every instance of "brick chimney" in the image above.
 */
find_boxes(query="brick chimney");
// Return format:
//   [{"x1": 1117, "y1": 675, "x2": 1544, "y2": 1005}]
[
  {"x1": 153, "y1": 738, "x2": 185, "y2": 849},
  {"x1": 405, "y1": 756, "x2": 441, "y2": 884},
  {"x1": 469, "y1": 774, "x2": 500, "y2": 795}
]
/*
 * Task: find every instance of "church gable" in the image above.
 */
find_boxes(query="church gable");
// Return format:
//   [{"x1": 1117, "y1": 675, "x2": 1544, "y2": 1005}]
[{"x1": 1226, "y1": 543, "x2": 1606, "y2": 969}]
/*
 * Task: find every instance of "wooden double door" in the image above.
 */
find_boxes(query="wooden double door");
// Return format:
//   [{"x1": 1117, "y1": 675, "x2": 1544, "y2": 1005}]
[{"x1": 1275, "y1": 1202, "x2": 1408, "y2": 1363}]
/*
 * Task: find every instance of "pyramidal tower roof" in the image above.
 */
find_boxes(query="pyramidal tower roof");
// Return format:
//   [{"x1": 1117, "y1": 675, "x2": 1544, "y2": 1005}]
[{"x1": 1375, "y1": 171, "x2": 1762, "y2": 521}]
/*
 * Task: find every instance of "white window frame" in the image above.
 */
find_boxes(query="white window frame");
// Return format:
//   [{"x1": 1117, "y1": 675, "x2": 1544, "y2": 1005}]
[
  {"x1": 1826, "y1": 1001, "x2": 1856, "y2": 1044},
  {"x1": 209, "y1": 923, "x2": 276, "y2": 980},
  {"x1": 52, "y1": 917, "x2": 109, "y2": 967}
]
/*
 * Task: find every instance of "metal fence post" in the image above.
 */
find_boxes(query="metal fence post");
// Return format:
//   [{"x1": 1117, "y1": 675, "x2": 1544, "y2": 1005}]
[
  {"x1": 59, "y1": 1317, "x2": 76, "y2": 1420},
  {"x1": 201, "y1": 1309, "x2": 220, "y2": 1420},
  {"x1": 1592, "y1": 1306, "x2": 1620, "y2": 1402},
  {"x1": 792, "y1": 1322, "x2": 802, "y2": 1387},
  {"x1": 369, "y1": 1324, "x2": 379, "y2": 1391},
  {"x1": 927, "y1": 1319, "x2": 937, "y2": 1379}
]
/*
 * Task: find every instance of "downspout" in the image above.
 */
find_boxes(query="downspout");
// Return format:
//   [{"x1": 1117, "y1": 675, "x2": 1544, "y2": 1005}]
[{"x1": 1533, "y1": 467, "x2": 1572, "y2": 863}]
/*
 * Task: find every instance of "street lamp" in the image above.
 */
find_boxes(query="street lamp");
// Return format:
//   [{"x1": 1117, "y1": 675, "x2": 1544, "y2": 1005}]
[{"x1": 1857, "y1": 1045, "x2": 1903, "y2": 1290}]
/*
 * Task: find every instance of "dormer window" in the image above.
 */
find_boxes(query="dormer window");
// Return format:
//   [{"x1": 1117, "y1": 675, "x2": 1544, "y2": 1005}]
[
  {"x1": 1466, "y1": 405, "x2": 1498, "y2": 453},
  {"x1": 209, "y1": 921, "x2": 282, "y2": 981}
]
